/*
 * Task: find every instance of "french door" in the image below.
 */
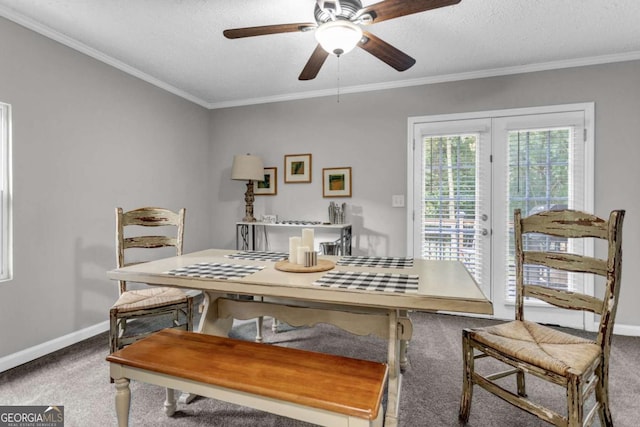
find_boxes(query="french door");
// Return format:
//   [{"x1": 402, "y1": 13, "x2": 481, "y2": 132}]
[
  {"x1": 408, "y1": 104, "x2": 593, "y2": 329},
  {"x1": 410, "y1": 118, "x2": 492, "y2": 298}
]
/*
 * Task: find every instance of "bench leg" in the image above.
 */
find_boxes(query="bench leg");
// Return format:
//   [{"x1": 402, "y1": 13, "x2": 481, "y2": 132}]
[
  {"x1": 164, "y1": 388, "x2": 177, "y2": 416},
  {"x1": 114, "y1": 378, "x2": 131, "y2": 427}
]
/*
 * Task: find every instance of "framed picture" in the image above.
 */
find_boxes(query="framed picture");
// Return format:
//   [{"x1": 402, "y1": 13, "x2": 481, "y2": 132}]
[
  {"x1": 284, "y1": 153, "x2": 312, "y2": 183},
  {"x1": 254, "y1": 167, "x2": 277, "y2": 195},
  {"x1": 323, "y1": 167, "x2": 352, "y2": 198}
]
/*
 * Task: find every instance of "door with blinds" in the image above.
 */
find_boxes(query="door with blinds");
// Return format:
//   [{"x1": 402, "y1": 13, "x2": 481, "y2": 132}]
[
  {"x1": 409, "y1": 104, "x2": 593, "y2": 329},
  {"x1": 490, "y1": 110, "x2": 590, "y2": 327},
  {"x1": 411, "y1": 118, "x2": 492, "y2": 298}
]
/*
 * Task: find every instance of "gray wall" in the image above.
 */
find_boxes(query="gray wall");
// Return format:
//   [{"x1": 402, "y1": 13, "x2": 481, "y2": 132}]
[
  {"x1": 0, "y1": 17, "x2": 212, "y2": 358},
  {"x1": 210, "y1": 61, "x2": 640, "y2": 329},
  {"x1": 2, "y1": 14, "x2": 639, "y2": 363}
]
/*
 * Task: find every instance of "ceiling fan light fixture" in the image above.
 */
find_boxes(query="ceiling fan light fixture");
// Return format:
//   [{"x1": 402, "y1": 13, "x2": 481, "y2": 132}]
[{"x1": 315, "y1": 20, "x2": 363, "y2": 56}]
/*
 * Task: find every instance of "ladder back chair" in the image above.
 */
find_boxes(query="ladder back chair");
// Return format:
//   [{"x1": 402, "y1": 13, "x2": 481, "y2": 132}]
[
  {"x1": 459, "y1": 208, "x2": 624, "y2": 427},
  {"x1": 110, "y1": 207, "x2": 194, "y2": 354}
]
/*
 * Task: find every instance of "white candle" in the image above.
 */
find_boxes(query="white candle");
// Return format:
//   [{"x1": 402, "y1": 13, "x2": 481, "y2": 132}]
[
  {"x1": 289, "y1": 236, "x2": 301, "y2": 264},
  {"x1": 301, "y1": 228, "x2": 314, "y2": 251},
  {"x1": 297, "y1": 246, "x2": 309, "y2": 265}
]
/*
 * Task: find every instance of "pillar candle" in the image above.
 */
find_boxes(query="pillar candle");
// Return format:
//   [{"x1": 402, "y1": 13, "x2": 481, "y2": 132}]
[
  {"x1": 301, "y1": 228, "x2": 314, "y2": 251},
  {"x1": 289, "y1": 236, "x2": 301, "y2": 264},
  {"x1": 304, "y1": 251, "x2": 318, "y2": 267},
  {"x1": 297, "y1": 246, "x2": 309, "y2": 265}
]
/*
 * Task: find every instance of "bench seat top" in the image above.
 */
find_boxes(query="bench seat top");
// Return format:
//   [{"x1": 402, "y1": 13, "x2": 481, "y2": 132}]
[{"x1": 107, "y1": 329, "x2": 388, "y2": 420}]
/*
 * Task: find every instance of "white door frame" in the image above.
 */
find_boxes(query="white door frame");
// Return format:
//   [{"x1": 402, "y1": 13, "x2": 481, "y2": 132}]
[{"x1": 407, "y1": 103, "x2": 595, "y2": 330}]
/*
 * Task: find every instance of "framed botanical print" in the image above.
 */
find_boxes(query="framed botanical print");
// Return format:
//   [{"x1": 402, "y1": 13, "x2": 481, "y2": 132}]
[
  {"x1": 284, "y1": 153, "x2": 312, "y2": 183},
  {"x1": 323, "y1": 167, "x2": 352, "y2": 197},
  {"x1": 254, "y1": 167, "x2": 277, "y2": 195}
]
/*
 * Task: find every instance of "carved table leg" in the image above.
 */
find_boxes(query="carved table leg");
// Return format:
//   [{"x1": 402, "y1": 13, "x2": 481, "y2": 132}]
[
  {"x1": 255, "y1": 316, "x2": 263, "y2": 342},
  {"x1": 384, "y1": 310, "x2": 401, "y2": 427},
  {"x1": 398, "y1": 310, "x2": 413, "y2": 372}
]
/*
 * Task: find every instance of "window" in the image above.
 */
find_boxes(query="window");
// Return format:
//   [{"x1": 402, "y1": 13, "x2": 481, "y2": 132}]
[
  {"x1": 506, "y1": 126, "x2": 582, "y2": 297},
  {"x1": 0, "y1": 102, "x2": 12, "y2": 281},
  {"x1": 420, "y1": 130, "x2": 488, "y2": 286}
]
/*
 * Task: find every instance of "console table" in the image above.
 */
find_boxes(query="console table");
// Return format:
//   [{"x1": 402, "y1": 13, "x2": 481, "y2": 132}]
[{"x1": 236, "y1": 222, "x2": 352, "y2": 255}]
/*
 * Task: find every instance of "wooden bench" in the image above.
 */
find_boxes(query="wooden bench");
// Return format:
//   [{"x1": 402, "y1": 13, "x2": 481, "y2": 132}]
[{"x1": 106, "y1": 328, "x2": 388, "y2": 427}]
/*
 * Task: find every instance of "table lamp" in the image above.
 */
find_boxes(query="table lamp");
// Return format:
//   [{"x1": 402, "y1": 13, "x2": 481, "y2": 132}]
[{"x1": 231, "y1": 154, "x2": 264, "y2": 222}]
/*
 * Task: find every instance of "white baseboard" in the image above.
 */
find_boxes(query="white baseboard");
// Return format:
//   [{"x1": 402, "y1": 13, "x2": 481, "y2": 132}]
[
  {"x1": 0, "y1": 320, "x2": 109, "y2": 373},
  {"x1": 612, "y1": 322, "x2": 640, "y2": 336},
  {"x1": 587, "y1": 316, "x2": 640, "y2": 336}
]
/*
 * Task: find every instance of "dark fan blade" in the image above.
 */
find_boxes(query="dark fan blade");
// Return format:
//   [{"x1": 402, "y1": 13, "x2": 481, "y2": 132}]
[
  {"x1": 298, "y1": 45, "x2": 330, "y2": 81},
  {"x1": 223, "y1": 23, "x2": 316, "y2": 39},
  {"x1": 358, "y1": 31, "x2": 416, "y2": 71},
  {"x1": 358, "y1": 0, "x2": 461, "y2": 24}
]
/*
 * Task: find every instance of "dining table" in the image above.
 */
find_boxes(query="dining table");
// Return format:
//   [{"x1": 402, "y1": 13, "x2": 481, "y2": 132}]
[{"x1": 107, "y1": 248, "x2": 493, "y2": 427}]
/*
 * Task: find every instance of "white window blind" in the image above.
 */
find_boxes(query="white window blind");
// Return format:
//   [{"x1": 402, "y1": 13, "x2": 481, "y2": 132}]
[
  {"x1": 420, "y1": 132, "x2": 487, "y2": 285},
  {"x1": 505, "y1": 125, "x2": 585, "y2": 298}
]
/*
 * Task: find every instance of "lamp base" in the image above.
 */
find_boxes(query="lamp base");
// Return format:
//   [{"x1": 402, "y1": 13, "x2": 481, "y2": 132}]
[{"x1": 243, "y1": 181, "x2": 257, "y2": 222}]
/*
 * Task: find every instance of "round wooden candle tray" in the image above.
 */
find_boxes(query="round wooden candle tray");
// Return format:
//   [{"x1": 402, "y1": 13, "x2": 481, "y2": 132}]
[{"x1": 274, "y1": 259, "x2": 335, "y2": 273}]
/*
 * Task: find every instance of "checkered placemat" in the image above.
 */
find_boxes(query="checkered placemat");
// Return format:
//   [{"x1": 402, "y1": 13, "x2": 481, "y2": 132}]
[
  {"x1": 166, "y1": 262, "x2": 263, "y2": 279},
  {"x1": 336, "y1": 256, "x2": 414, "y2": 269},
  {"x1": 225, "y1": 251, "x2": 289, "y2": 262},
  {"x1": 313, "y1": 270, "x2": 419, "y2": 293}
]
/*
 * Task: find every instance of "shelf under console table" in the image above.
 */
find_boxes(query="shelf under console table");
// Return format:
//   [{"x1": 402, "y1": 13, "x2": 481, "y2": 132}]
[{"x1": 235, "y1": 222, "x2": 352, "y2": 255}]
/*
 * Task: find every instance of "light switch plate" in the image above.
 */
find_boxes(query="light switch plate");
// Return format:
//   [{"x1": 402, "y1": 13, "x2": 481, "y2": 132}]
[{"x1": 392, "y1": 195, "x2": 405, "y2": 208}]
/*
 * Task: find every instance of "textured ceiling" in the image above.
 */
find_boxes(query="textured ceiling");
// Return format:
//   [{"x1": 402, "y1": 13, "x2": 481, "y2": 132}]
[{"x1": 1, "y1": 0, "x2": 639, "y2": 109}]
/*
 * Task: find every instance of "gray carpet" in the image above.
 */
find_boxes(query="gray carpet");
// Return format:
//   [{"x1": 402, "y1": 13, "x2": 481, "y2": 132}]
[{"x1": 1, "y1": 312, "x2": 639, "y2": 426}]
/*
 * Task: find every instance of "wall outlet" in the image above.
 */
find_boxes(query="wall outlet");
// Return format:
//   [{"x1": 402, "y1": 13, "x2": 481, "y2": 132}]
[{"x1": 392, "y1": 195, "x2": 405, "y2": 208}]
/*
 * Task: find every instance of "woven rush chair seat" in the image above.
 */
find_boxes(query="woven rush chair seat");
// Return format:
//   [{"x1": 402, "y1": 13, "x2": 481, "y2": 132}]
[
  {"x1": 467, "y1": 320, "x2": 600, "y2": 376},
  {"x1": 112, "y1": 287, "x2": 189, "y2": 313}
]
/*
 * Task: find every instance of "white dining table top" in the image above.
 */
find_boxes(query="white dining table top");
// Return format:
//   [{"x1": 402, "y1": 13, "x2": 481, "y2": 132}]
[{"x1": 107, "y1": 249, "x2": 493, "y2": 315}]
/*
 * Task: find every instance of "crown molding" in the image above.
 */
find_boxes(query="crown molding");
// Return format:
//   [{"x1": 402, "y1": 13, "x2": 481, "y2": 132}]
[
  {"x1": 207, "y1": 50, "x2": 640, "y2": 109},
  {"x1": 0, "y1": 6, "x2": 210, "y2": 108},
  {"x1": 2, "y1": 5, "x2": 640, "y2": 111}
]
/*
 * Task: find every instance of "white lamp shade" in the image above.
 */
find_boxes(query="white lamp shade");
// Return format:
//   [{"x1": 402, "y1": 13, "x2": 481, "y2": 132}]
[
  {"x1": 315, "y1": 20, "x2": 363, "y2": 56},
  {"x1": 231, "y1": 154, "x2": 264, "y2": 181}
]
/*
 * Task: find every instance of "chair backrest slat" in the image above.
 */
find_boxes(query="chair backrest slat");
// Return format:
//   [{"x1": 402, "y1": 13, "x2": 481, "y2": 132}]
[
  {"x1": 523, "y1": 251, "x2": 608, "y2": 276},
  {"x1": 523, "y1": 284, "x2": 604, "y2": 313},
  {"x1": 520, "y1": 210, "x2": 609, "y2": 239},
  {"x1": 115, "y1": 207, "x2": 186, "y2": 295},
  {"x1": 123, "y1": 236, "x2": 178, "y2": 250},
  {"x1": 121, "y1": 208, "x2": 181, "y2": 226}
]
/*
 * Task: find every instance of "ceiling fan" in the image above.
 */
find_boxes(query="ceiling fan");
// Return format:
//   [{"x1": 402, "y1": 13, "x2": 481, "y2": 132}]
[{"x1": 223, "y1": 0, "x2": 461, "y2": 81}]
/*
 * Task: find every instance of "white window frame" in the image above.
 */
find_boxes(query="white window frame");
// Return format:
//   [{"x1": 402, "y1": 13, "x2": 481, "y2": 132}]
[{"x1": 0, "y1": 102, "x2": 12, "y2": 282}]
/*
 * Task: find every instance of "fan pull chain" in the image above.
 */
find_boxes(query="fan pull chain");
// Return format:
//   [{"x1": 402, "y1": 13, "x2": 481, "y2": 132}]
[{"x1": 336, "y1": 55, "x2": 341, "y2": 103}]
